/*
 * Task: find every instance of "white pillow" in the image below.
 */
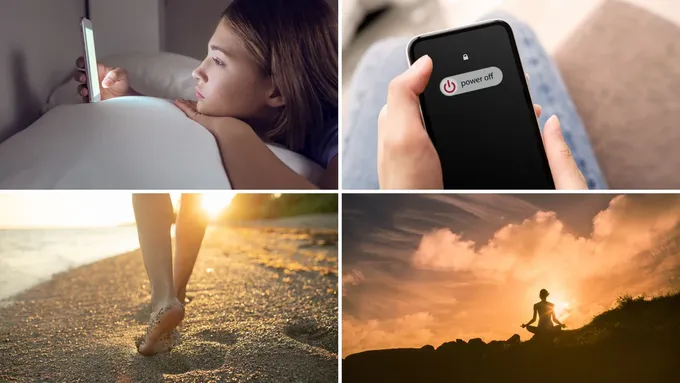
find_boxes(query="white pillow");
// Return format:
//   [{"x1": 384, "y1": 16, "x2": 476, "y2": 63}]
[
  {"x1": 0, "y1": 97, "x2": 324, "y2": 189},
  {"x1": 44, "y1": 52, "x2": 201, "y2": 112},
  {"x1": 101, "y1": 52, "x2": 201, "y2": 100}
]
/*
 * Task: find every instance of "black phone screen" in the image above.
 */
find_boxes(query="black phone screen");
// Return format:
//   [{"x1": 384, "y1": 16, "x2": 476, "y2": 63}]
[{"x1": 408, "y1": 20, "x2": 554, "y2": 189}]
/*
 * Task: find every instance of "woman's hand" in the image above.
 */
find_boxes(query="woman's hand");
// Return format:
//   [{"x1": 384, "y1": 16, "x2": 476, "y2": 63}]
[
  {"x1": 377, "y1": 55, "x2": 442, "y2": 189},
  {"x1": 174, "y1": 99, "x2": 249, "y2": 136},
  {"x1": 377, "y1": 55, "x2": 588, "y2": 190},
  {"x1": 74, "y1": 57, "x2": 134, "y2": 102},
  {"x1": 521, "y1": 324, "x2": 527, "y2": 328}
]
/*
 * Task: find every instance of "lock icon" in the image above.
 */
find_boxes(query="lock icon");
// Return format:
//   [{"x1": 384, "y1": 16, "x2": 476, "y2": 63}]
[{"x1": 463, "y1": 54, "x2": 469, "y2": 61}]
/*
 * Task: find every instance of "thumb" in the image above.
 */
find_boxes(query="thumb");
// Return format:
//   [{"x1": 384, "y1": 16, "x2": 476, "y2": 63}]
[
  {"x1": 386, "y1": 55, "x2": 433, "y2": 121},
  {"x1": 543, "y1": 115, "x2": 588, "y2": 189},
  {"x1": 102, "y1": 67, "x2": 127, "y2": 88}
]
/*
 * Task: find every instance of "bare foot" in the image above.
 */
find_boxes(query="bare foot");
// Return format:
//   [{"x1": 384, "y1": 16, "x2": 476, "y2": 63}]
[
  {"x1": 136, "y1": 329, "x2": 181, "y2": 355},
  {"x1": 138, "y1": 300, "x2": 184, "y2": 356}
]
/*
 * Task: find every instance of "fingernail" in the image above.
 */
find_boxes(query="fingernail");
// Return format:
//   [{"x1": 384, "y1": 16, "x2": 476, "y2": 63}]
[
  {"x1": 548, "y1": 115, "x2": 561, "y2": 134},
  {"x1": 102, "y1": 79, "x2": 111, "y2": 87},
  {"x1": 411, "y1": 55, "x2": 430, "y2": 72}
]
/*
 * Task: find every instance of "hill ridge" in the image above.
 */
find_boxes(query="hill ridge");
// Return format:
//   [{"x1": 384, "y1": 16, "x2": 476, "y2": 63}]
[{"x1": 344, "y1": 292, "x2": 680, "y2": 382}]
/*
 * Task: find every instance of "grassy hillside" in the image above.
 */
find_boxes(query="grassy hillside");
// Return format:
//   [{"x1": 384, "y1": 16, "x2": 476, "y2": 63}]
[
  {"x1": 219, "y1": 194, "x2": 337, "y2": 221},
  {"x1": 343, "y1": 292, "x2": 680, "y2": 382}
]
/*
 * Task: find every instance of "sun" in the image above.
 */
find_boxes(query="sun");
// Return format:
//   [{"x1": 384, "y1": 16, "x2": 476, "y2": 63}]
[
  {"x1": 200, "y1": 193, "x2": 235, "y2": 218},
  {"x1": 531, "y1": 287, "x2": 573, "y2": 322},
  {"x1": 554, "y1": 300, "x2": 570, "y2": 319},
  {"x1": 548, "y1": 294, "x2": 573, "y2": 321}
]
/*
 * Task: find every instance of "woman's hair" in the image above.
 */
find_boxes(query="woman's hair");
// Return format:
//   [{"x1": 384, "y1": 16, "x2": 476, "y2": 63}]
[
  {"x1": 222, "y1": 0, "x2": 338, "y2": 151},
  {"x1": 539, "y1": 289, "x2": 549, "y2": 299}
]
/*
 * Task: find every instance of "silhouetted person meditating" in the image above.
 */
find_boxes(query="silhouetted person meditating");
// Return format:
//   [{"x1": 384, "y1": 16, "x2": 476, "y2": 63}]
[{"x1": 521, "y1": 289, "x2": 566, "y2": 339}]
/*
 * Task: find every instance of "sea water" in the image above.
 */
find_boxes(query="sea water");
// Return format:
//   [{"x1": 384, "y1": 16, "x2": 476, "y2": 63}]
[{"x1": 0, "y1": 226, "x2": 140, "y2": 301}]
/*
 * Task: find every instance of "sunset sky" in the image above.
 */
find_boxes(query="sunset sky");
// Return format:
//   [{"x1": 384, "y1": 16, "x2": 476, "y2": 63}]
[
  {"x1": 342, "y1": 194, "x2": 680, "y2": 356},
  {"x1": 0, "y1": 192, "x2": 235, "y2": 228}
]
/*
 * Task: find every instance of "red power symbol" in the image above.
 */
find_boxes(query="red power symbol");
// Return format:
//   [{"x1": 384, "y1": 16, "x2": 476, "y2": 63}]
[{"x1": 443, "y1": 79, "x2": 456, "y2": 93}]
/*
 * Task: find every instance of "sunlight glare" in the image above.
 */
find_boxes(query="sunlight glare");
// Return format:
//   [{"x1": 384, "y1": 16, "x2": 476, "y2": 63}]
[
  {"x1": 553, "y1": 299, "x2": 571, "y2": 320},
  {"x1": 0, "y1": 192, "x2": 135, "y2": 228},
  {"x1": 201, "y1": 193, "x2": 235, "y2": 218}
]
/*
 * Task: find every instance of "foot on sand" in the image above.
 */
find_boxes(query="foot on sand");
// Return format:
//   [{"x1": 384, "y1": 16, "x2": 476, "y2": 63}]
[
  {"x1": 136, "y1": 328, "x2": 182, "y2": 355},
  {"x1": 138, "y1": 300, "x2": 185, "y2": 356}
]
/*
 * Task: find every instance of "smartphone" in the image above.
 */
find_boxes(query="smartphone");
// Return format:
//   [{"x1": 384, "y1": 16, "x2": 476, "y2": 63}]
[
  {"x1": 80, "y1": 17, "x2": 100, "y2": 103},
  {"x1": 407, "y1": 20, "x2": 555, "y2": 189}
]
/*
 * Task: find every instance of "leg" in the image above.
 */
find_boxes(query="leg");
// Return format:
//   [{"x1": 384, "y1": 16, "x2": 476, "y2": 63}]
[
  {"x1": 133, "y1": 193, "x2": 177, "y2": 312},
  {"x1": 342, "y1": 37, "x2": 410, "y2": 189},
  {"x1": 173, "y1": 193, "x2": 208, "y2": 304},
  {"x1": 526, "y1": 325, "x2": 539, "y2": 335},
  {"x1": 132, "y1": 193, "x2": 184, "y2": 355},
  {"x1": 483, "y1": 12, "x2": 608, "y2": 189}
]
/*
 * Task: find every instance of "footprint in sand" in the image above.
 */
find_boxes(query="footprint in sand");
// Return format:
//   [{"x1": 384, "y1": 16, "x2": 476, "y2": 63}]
[
  {"x1": 284, "y1": 320, "x2": 337, "y2": 354},
  {"x1": 131, "y1": 336, "x2": 230, "y2": 375},
  {"x1": 195, "y1": 329, "x2": 238, "y2": 345}
]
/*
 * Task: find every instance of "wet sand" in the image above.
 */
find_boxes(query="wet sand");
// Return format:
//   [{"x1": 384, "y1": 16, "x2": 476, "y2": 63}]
[{"x1": 0, "y1": 214, "x2": 338, "y2": 382}]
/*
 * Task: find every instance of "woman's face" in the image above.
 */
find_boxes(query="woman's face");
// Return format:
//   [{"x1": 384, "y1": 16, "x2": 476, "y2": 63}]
[{"x1": 193, "y1": 21, "x2": 281, "y2": 120}]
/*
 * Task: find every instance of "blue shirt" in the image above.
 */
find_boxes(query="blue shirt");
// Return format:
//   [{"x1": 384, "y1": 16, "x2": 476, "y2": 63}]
[{"x1": 299, "y1": 115, "x2": 338, "y2": 169}]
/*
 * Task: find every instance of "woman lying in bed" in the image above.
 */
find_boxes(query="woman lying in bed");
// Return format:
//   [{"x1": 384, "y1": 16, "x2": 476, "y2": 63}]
[{"x1": 73, "y1": 0, "x2": 338, "y2": 189}]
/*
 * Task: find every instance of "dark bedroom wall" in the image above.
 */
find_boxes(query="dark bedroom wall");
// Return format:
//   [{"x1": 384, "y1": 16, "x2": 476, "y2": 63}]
[
  {"x1": 164, "y1": 0, "x2": 338, "y2": 60},
  {"x1": 0, "y1": 0, "x2": 84, "y2": 143}
]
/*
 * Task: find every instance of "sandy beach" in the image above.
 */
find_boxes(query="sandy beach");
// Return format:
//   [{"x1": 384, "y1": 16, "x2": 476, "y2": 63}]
[{"x1": 0, "y1": 214, "x2": 338, "y2": 382}]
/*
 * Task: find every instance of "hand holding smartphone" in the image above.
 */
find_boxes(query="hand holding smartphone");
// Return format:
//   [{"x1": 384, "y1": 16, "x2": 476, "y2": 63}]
[
  {"x1": 80, "y1": 17, "x2": 100, "y2": 103},
  {"x1": 406, "y1": 20, "x2": 555, "y2": 189}
]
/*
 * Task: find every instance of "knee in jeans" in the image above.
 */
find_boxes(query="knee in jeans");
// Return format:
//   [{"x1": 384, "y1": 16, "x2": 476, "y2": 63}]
[
  {"x1": 481, "y1": 12, "x2": 534, "y2": 40},
  {"x1": 362, "y1": 37, "x2": 410, "y2": 64}
]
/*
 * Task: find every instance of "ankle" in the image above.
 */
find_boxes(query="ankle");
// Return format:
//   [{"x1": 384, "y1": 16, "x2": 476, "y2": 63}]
[
  {"x1": 150, "y1": 290, "x2": 178, "y2": 312},
  {"x1": 176, "y1": 286, "x2": 187, "y2": 304}
]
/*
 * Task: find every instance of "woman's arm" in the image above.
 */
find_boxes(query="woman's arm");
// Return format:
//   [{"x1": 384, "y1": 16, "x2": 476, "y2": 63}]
[
  {"x1": 212, "y1": 120, "x2": 320, "y2": 189},
  {"x1": 524, "y1": 305, "x2": 538, "y2": 326},
  {"x1": 552, "y1": 312, "x2": 564, "y2": 326},
  {"x1": 173, "y1": 100, "x2": 337, "y2": 189}
]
